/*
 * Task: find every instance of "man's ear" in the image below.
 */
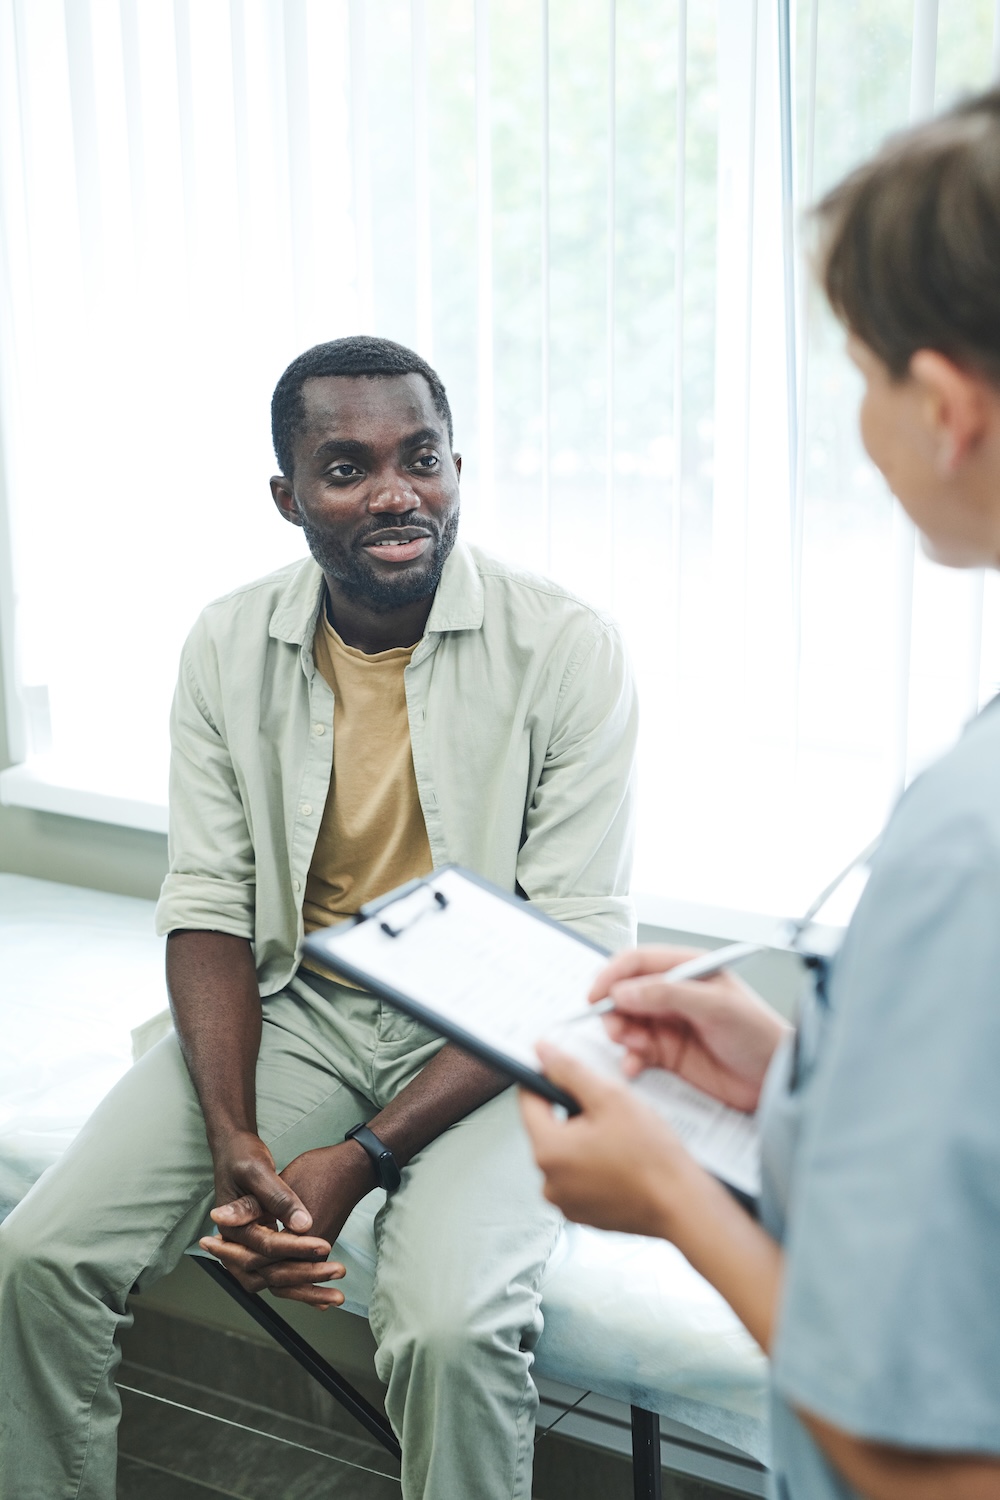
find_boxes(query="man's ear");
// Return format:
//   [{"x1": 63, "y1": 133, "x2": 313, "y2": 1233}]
[
  {"x1": 453, "y1": 452, "x2": 462, "y2": 479},
  {"x1": 909, "y1": 350, "x2": 991, "y2": 474},
  {"x1": 270, "y1": 475, "x2": 303, "y2": 526}
]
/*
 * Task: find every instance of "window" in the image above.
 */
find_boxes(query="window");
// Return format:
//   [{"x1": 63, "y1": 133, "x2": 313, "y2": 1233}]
[{"x1": 2, "y1": 0, "x2": 998, "y2": 926}]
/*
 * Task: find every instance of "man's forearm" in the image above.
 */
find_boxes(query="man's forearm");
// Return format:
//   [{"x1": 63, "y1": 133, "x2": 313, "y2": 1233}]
[
  {"x1": 353, "y1": 1043, "x2": 509, "y2": 1170},
  {"x1": 166, "y1": 929, "x2": 262, "y2": 1147}
]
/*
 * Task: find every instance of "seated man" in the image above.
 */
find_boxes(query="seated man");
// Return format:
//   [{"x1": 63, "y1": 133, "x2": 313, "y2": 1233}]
[{"x1": 0, "y1": 335, "x2": 637, "y2": 1500}]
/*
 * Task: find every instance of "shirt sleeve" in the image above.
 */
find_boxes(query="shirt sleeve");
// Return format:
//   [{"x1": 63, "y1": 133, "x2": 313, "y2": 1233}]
[
  {"x1": 154, "y1": 623, "x2": 257, "y2": 940},
  {"x1": 773, "y1": 817, "x2": 1000, "y2": 1453},
  {"x1": 516, "y1": 618, "x2": 638, "y2": 952}
]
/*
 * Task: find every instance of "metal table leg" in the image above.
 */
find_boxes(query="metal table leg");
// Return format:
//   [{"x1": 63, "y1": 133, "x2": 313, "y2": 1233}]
[
  {"x1": 631, "y1": 1405, "x2": 663, "y2": 1500},
  {"x1": 198, "y1": 1258, "x2": 667, "y2": 1494},
  {"x1": 195, "y1": 1255, "x2": 401, "y2": 1460}
]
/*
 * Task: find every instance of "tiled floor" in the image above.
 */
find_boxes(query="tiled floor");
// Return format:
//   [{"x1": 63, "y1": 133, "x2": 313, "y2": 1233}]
[
  {"x1": 118, "y1": 1368, "x2": 399, "y2": 1498},
  {"x1": 117, "y1": 1307, "x2": 746, "y2": 1500}
]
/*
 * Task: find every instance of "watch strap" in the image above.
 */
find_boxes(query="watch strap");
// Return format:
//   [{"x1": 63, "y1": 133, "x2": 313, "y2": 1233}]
[{"x1": 345, "y1": 1122, "x2": 402, "y2": 1192}]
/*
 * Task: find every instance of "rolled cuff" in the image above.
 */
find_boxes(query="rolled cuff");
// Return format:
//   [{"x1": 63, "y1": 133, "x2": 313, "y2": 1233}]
[
  {"x1": 528, "y1": 894, "x2": 635, "y2": 955},
  {"x1": 155, "y1": 873, "x2": 256, "y2": 939}
]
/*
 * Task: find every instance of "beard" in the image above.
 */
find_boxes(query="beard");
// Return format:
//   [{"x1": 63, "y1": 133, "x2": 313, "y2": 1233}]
[{"x1": 300, "y1": 508, "x2": 460, "y2": 613}]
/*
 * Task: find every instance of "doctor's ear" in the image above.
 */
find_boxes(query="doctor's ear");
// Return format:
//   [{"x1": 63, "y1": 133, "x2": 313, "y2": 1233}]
[
  {"x1": 270, "y1": 475, "x2": 303, "y2": 526},
  {"x1": 908, "y1": 350, "x2": 994, "y2": 475}
]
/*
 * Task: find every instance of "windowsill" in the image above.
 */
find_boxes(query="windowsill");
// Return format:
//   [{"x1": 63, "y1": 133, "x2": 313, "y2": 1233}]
[
  {"x1": 635, "y1": 891, "x2": 803, "y2": 946},
  {"x1": 0, "y1": 760, "x2": 843, "y2": 945},
  {"x1": 0, "y1": 761, "x2": 169, "y2": 835}
]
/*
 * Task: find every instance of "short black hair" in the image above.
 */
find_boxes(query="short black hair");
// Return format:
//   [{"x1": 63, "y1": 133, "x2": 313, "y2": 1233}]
[{"x1": 271, "y1": 335, "x2": 454, "y2": 477}]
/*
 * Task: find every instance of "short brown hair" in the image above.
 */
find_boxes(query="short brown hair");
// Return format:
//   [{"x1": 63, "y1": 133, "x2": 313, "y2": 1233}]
[{"x1": 815, "y1": 88, "x2": 1000, "y2": 385}]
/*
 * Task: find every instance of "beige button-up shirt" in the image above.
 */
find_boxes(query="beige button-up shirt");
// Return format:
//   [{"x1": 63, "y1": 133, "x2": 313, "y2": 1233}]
[{"x1": 155, "y1": 541, "x2": 638, "y2": 995}]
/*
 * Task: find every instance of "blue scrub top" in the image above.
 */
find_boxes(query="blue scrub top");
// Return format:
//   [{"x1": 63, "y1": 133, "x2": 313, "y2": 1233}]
[{"x1": 758, "y1": 699, "x2": 1000, "y2": 1499}]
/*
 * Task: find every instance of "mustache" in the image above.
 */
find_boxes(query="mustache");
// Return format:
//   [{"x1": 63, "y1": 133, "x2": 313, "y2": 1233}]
[{"x1": 353, "y1": 514, "x2": 438, "y2": 547}]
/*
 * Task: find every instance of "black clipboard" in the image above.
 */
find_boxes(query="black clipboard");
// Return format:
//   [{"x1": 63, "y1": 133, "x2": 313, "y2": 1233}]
[
  {"x1": 301, "y1": 866, "x2": 608, "y2": 1115},
  {"x1": 301, "y1": 866, "x2": 761, "y2": 1213}
]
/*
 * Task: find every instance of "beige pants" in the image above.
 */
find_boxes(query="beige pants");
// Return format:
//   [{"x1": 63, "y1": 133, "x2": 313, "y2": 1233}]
[{"x1": 0, "y1": 973, "x2": 561, "y2": 1500}]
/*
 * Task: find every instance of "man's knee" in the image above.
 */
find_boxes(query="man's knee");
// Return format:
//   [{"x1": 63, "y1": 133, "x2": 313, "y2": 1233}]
[
  {"x1": 374, "y1": 1308, "x2": 505, "y2": 1399},
  {"x1": 373, "y1": 1260, "x2": 541, "y2": 1380},
  {"x1": 0, "y1": 1210, "x2": 61, "y2": 1300},
  {"x1": 0, "y1": 1212, "x2": 28, "y2": 1281},
  {"x1": 0, "y1": 1199, "x2": 119, "y2": 1311}
]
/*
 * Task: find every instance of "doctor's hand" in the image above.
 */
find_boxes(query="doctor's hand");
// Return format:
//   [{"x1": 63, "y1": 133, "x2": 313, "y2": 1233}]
[
  {"x1": 520, "y1": 1044, "x2": 706, "y2": 1240},
  {"x1": 200, "y1": 1140, "x2": 374, "y2": 1307},
  {"x1": 589, "y1": 946, "x2": 791, "y2": 1113}
]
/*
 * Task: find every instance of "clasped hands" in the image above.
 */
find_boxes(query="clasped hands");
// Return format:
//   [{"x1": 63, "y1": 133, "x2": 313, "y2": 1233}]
[
  {"x1": 199, "y1": 1133, "x2": 377, "y2": 1308},
  {"x1": 520, "y1": 945, "x2": 791, "y2": 1239}
]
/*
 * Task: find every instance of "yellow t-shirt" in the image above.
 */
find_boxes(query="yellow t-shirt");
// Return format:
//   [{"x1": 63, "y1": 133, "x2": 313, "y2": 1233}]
[{"x1": 301, "y1": 607, "x2": 433, "y2": 980}]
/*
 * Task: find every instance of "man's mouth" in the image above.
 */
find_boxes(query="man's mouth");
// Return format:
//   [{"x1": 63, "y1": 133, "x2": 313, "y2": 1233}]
[{"x1": 360, "y1": 527, "x2": 434, "y2": 564}]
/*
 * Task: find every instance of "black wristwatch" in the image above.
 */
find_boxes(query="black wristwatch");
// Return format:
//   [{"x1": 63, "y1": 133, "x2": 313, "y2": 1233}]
[{"x1": 344, "y1": 1122, "x2": 402, "y2": 1192}]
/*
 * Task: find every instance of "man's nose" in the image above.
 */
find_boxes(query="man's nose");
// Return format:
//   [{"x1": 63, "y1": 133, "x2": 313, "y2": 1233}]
[{"x1": 368, "y1": 475, "x2": 418, "y2": 513}]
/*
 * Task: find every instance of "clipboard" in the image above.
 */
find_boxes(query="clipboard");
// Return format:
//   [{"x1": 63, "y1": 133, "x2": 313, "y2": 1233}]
[
  {"x1": 301, "y1": 867, "x2": 762, "y2": 1205},
  {"x1": 302, "y1": 866, "x2": 603, "y2": 1114}
]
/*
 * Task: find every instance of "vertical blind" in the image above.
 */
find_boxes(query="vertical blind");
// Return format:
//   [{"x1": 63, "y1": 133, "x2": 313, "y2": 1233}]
[{"x1": 2, "y1": 0, "x2": 999, "y2": 923}]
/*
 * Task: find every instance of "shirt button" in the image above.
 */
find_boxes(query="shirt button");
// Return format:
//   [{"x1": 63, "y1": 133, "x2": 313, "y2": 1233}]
[
  {"x1": 300, "y1": 803, "x2": 313, "y2": 816},
  {"x1": 313, "y1": 723, "x2": 325, "y2": 736},
  {"x1": 292, "y1": 879, "x2": 301, "y2": 892}
]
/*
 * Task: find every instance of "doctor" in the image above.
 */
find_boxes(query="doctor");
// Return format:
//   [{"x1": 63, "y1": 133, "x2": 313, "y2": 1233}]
[{"x1": 521, "y1": 89, "x2": 1000, "y2": 1500}]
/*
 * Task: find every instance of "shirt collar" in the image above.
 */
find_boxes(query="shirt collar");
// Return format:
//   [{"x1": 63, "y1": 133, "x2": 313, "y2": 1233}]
[
  {"x1": 423, "y1": 539, "x2": 485, "y2": 633},
  {"x1": 268, "y1": 538, "x2": 484, "y2": 646}
]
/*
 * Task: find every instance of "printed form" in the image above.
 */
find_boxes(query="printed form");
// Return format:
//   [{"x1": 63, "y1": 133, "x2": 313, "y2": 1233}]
[{"x1": 309, "y1": 868, "x2": 760, "y2": 1199}]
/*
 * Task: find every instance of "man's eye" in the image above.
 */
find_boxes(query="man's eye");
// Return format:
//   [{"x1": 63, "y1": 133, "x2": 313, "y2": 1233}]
[
  {"x1": 327, "y1": 463, "x2": 361, "y2": 480},
  {"x1": 413, "y1": 453, "x2": 439, "y2": 469}
]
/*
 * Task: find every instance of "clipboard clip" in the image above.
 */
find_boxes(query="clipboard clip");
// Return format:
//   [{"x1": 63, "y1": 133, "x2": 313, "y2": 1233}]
[{"x1": 380, "y1": 888, "x2": 449, "y2": 938}]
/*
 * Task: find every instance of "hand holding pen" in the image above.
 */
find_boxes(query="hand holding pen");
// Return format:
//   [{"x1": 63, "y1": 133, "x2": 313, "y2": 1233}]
[
  {"x1": 555, "y1": 837, "x2": 879, "y2": 1111},
  {"x1": 582, "y1": 939, "x2": 767, "y2": 1018},
  {"x1": 574, "y1": 945, "x2": 791, "y2": 1112}
]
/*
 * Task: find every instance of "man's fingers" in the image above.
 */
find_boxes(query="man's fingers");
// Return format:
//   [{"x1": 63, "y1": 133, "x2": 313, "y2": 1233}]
[
  {"x1": 199, "y1": 1236, "x2": 346, "y2": 1287},
  {"x1": 199, "y1": 1235, "x2": 266, "y2": 1273},
  {"x1": 213, "y1": 1221, "x2": 333, "y2": 1261},
  {"x1": 244, "y1": 1168, "x2": 313, "y2": 1234},
  {"x1": 273, "y1": 1283, "x2": 346, "y2": 1309},
  {"x1": 211, "y1": 1193, "x2": 262, "y2": 1227},
  {"x1": 217, "y1": 1163, "x2": 313, "y2": 1234},
  {"x1": 256, "y1": 1259, "x2": 346, "y2": 1291},
  {"x1": 198, "y1": 1238, "x2": 267, "y2": 1291}
]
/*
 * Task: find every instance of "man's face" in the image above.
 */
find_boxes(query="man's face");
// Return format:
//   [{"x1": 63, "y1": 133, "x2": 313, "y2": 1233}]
[{"x1": 272, "y1": 373, "x2": 461, "y2": 611}]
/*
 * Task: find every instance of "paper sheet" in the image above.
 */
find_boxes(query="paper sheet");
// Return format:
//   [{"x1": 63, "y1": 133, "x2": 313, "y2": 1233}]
[{"x1": 311, "y1": 869, "x2": 760, "y2": 1197}]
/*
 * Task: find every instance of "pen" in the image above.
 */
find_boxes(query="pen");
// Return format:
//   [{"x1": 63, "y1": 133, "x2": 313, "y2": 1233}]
[
  {"x1": 559, "y1": 835, "x2": 883, "y2": 1029},
  {"x1": 559, "y1": 940, "x2": 766, "y2": 1026}
]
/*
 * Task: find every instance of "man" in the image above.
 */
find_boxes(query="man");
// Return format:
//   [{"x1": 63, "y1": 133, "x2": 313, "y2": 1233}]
[{"x1": 0, "y1": 335, "x2": 637, "y2": 1500}]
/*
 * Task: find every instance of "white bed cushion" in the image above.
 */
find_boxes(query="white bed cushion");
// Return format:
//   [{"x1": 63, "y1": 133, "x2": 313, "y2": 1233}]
[
  {"x1": 328, "y1": 1191, "x2": 768, "y2": 1459},
  {"x1": 0, "y1": 873, "x2": 768, "y2": 1460},
  {"x1": 0, "y1": 874, "x2": 167, "y2": 1215}
]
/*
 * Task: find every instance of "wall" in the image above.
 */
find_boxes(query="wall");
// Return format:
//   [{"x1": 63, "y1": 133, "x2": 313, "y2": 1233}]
[
  {"x1": 0, "y1": 798, "x2": 168, "y2": 900},
  {"x1": 0, "y1": 627, "x2": 167, "y2": 898}
]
